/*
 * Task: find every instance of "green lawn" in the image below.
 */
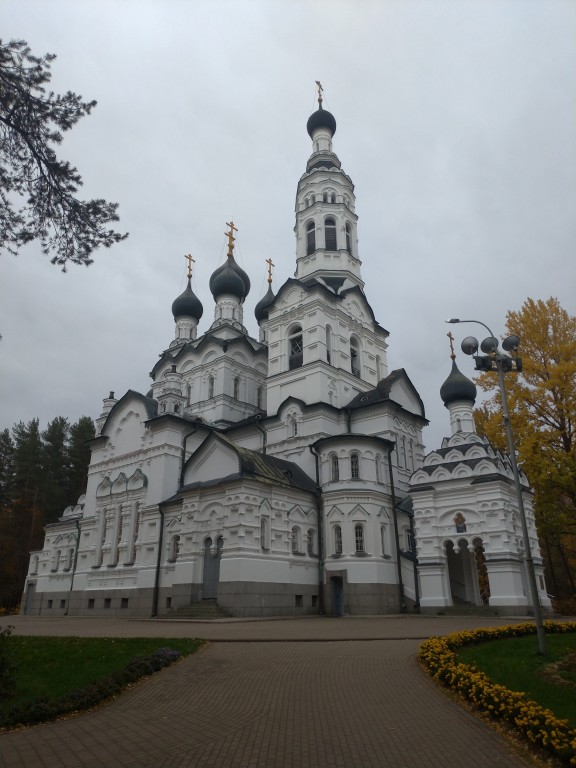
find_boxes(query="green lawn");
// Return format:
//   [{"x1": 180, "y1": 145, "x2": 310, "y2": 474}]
[
  {"x1": 1, "y1": 636, "x2": 203, "y2": 716},
  {"x1": 457, "y1": 634, "x2": 576, "y2": 727}
]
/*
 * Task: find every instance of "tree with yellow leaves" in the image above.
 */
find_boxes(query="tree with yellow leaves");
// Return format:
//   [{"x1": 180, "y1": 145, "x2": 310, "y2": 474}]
[{"x1": 474, "y1": 297, "x2": 576, "y2": 605}]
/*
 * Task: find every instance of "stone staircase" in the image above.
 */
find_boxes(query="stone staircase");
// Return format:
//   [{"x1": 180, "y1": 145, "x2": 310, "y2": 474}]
[{"x1": 163, "y1": 600, "x2": 232, "y2": 620}]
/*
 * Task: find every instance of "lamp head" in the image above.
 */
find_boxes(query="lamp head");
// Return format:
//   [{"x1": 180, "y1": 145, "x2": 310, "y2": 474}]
[
  {"x1": 461, "y1": 336, "x2": 479, "y2": 356},
  {"x1": 445, "y1": 318, "x2": 460, "y2": 324},
  {"x1": 480, "y1": 336, "x2": 499, "y2": 354},
  {"x1": 502, "y1": 335, "x2": 520, "y2": 352}
]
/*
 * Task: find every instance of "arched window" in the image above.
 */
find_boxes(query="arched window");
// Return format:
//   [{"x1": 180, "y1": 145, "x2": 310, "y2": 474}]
[
  {"x1": 408, "y1": 439, "x2": 414, "y2": 470},
  {"x1": 323, "y1": 192, "x2": 328, "y2": 202},
  {"x1": 169, "y1": 534, "x2": 180, "y2": 561},
  {"x1": 260, "y1": 517, "x2": 269, "y2": 551},
  {"x1": 52, "y1": 549, "x2": 61, "y2": 572},
  {"x1": 186, "y1": 384, "x2": 192, "y2": 405},
  {"x1": 306, "y1": 221, "x2": 316, "y2": 255},
  {"x1": 375, "y1": 454, "x2": 381, "y2": 483},
  {"x1": 291, "y1": 526, "x2": 301, "y2": 554},
  {"x1": 330, "y1": 193, "x2": 336, "y2": 203},
  {"x1": 401, "y1": 436, "x2": 407, "y2": 468},
  {"x1": 307, "y1": 528, "x2": 316, "y2": 556},
  {"x1": 233, "y1": 376, "x2": 240, "y2": 400},
  {"x1": 256, "y1": 385, "x2": 263, "y2": 410},
  {"x1": 381, "y1": 524, "x2": 388, "y2": 556},
  {"x1": 325, "y1": 217, "x2": 337, "y2": 250},
  {"x1": 350, "y1": 337, "x2": 360, "y2": 378},
  {"x1": 345, "y1": 222, "x2": 352, "y2": 252},
  {"x1": 208, "y1": 375, "x2": 215, "y2": 399},
  {"x1": 289, "y1": 325, "x2": 303, "y2": 369},
  {"x1": 326, "y1": 325, "x2": 332, "y2": 364},
  {"x1": 331, "y1": 454, "x2": 340, "y2": 482},
  {"x1": 130, "y1": 505, "x2": 140, "y2": 564},
  {"x1": 354, "y1": 524, "x2": 365, "y2": 553},
  {"x1": 334, "y1": 525, "x2": 343, "y2": 555},
  {"x1": 350, "y1": 452, "x2": 360, "y2": 479},
  {"x1": 288, "y1": 416, "x2": 298, "y2": 437},
  {"x1": 174, "y1": 402, "x2": 180, "y2": 413},
  {"x1": 31, "y1": 555, "x2": 39, "y2": 575}
]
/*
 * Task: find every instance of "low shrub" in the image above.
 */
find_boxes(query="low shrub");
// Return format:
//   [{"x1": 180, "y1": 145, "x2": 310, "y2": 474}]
[
  {"x1": 0, "y1": 645, "x2": 184, "y2": 729},
  {"x1": 419, "y1": 621, "x2": 576, "y2": 766}
]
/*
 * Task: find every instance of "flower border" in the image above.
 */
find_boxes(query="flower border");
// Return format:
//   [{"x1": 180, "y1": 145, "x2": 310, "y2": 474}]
[{"x1": 418, "y1": 621, "x2": 576, "y2": 766}]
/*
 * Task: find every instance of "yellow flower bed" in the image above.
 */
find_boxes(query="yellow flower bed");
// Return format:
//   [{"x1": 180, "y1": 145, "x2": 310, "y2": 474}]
[{"x1": 418, "y1": 621, "x2": 576, "y2": 766}]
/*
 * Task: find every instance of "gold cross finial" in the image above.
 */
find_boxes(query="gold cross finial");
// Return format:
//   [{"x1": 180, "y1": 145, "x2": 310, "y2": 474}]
[
  {"x1": 225, "y1": 220, "x2": 238, "y2": 257},
  {"x1": 447, "y1": 331, "x2": 456, "y2": 360},
  {"x1": 265, "y1": 257, "x2": 275, "y2": 285},
  {"x1": 184, "y1": 253, "x2": 195, "y2": 279},
  {"x1": 315, "y1": 80, "x2": 323, "y2": 108}
]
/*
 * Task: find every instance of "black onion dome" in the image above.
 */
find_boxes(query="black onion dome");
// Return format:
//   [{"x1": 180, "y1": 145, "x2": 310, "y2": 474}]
[
  {"x1": 254, "y1": 284, "x2": 275, "y2": 322},
  {"x1": 306, "y1": 107, "x2": 337, "y2": 138},
  {"x1": 209, "y1": 256, "x2": 251, "y2": 301},
  {"x1": 171, "y1": 278, "x2": 203, "y2": 320},
  {"x1": 440, "y1": 360, "x2": 477, "y2": 406}
]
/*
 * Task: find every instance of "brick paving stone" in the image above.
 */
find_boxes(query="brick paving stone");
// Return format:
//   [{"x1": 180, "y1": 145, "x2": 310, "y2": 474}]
[{"x1": 0, "y1": 615, "x2": 555, "y2": 768}]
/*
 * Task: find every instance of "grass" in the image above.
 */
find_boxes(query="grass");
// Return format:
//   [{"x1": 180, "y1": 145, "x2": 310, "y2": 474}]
[
  {"x1": 456, "y1": 633, "x2": 576, "y2": 727},
  {"x1": 1, "y1": 636, "x2": 203, "y2": 715}
]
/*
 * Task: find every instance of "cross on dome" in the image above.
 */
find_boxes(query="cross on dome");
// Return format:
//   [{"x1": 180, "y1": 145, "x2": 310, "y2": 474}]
[
  {"x1": 185, "y1": 253, "x2": 195, "y2": 279},
  {"x1": 225, "y1": 220, "x2": 238, "y2": 256}
]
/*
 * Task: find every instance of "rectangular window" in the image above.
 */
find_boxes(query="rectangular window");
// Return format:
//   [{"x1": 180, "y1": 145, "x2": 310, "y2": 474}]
[
  {"x1": 47, "y1": 600, "x2": 53, "y2": 609},
  {"x1": 88, "y1": 599, "x2": 95, "y2": 609},
  {"x1": 166, "y1": 597, "x2": 172, "y2": 609},
  {"x1": 121, "y1": 598, "x2": 129, "y2": 609},
  {"x1": 312, "y1": 595, "x2": 318, "y2": 608},
  {"x1": 295, "y1": 595, "x2": 303, "y2": 608},
  {"x1": 60, "y1": 599, "x2": 66, "y2": 609},
  {"x1": 104, "y1": 598, "x2": 111, "y2": 609}
]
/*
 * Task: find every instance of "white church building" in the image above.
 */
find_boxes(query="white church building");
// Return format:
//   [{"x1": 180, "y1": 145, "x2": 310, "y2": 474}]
[{"x1": 21, "y1": 97, "x2": 551, "y2": 618}]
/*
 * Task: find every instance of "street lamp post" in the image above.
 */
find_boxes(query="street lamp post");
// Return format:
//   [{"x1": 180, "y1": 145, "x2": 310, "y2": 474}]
[{"x1": 446, "y1": 318, "x2": 547, "y2": 656}]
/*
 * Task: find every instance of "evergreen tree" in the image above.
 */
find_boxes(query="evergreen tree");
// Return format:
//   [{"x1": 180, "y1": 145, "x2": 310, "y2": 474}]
[
  {"x1": 0, "y1": 414, "x2": 95, "y2": 610},
  {"x1": 0, "y1": 428, "x2": 15, "y2": 509},
  {"x1": 0, "y1": 39, "x2": 128, "y2": 267},
  {"x1": 67, "y1": 416, "x2": 95, "y2": 504},
  {"x1": 42, "y1": 416, "x2": 70, "y2": 523}
]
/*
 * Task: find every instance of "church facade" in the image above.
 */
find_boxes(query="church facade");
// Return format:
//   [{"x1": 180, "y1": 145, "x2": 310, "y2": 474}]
[{"x1": 21, "y1": 98, "x2": 550, "y2": 618}]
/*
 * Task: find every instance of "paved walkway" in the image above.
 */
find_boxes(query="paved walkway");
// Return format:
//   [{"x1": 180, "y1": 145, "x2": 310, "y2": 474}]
[{"x1": 0, "y1": 615, "x2": 545, "y2": 768}]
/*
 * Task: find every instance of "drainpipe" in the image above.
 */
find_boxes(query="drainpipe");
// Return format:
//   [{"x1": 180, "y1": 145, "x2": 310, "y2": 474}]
[
  {"x1": 179, "y1": 425, "x2": 199, "y2": 489},
  {"x1": 64, "y1": 518, "x2": 81, "y2": 616},
  {"x1": 387, "y1": 447, "x2": 406, "y2": 612},
  {"x1": 151, "y1": 503, "x2": 165, "y2": 617},
  {"x1": 254, "y1": 414, "x2": 267, "y2": 455},
  {"x1": 309, "y1": 445, "x2": 324, "y2": 615}
]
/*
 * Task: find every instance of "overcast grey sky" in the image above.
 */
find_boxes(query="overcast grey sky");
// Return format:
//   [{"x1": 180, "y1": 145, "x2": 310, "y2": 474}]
[{"x1": 2, "y1": 0, "x2": 575, "y2": 450}]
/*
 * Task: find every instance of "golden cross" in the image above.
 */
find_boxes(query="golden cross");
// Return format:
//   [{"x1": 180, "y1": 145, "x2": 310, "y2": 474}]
[
  {"x1": 447, "y1": 331, "x2": 456, "y2": 360},
  {"x1": 184, "y1": 253, "x2": 195, "y2": 279},
  {"x1": 315, "y1": 80, "x2": 323, "y2": 107},
  {"x1": 266, "y1": 257, "x2": 275, "y2": 285},
  {"x1": 225, "y1": 220, "x2": 238, "y2": 256}
]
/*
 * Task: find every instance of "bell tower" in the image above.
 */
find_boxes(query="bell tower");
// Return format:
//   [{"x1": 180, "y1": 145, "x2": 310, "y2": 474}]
[{"x1": 294, "y1": 82, "x2": 362, "y2": 289}]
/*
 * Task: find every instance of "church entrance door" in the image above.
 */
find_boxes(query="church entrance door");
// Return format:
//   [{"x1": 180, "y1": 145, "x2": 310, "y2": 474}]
[
  {"x1": 202, "y1": 536, "x2": 223, "y2": 600},
  {"x1": 446, "y1": 539, "x2": 482, "y2": 606},
  {"x1": 330, "y1": 576, "x2": 344, "y2": 616}
]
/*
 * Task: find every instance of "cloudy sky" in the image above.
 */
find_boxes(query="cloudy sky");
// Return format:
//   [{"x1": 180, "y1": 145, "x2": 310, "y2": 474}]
[{"x1": 2, "y1": 0, "x2": 575, "y2": 450}]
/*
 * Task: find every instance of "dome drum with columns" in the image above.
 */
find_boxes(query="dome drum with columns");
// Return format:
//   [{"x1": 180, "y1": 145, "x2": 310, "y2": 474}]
[{"x1": 21, "y1": 89, "x2": 550, "y2": 619}]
